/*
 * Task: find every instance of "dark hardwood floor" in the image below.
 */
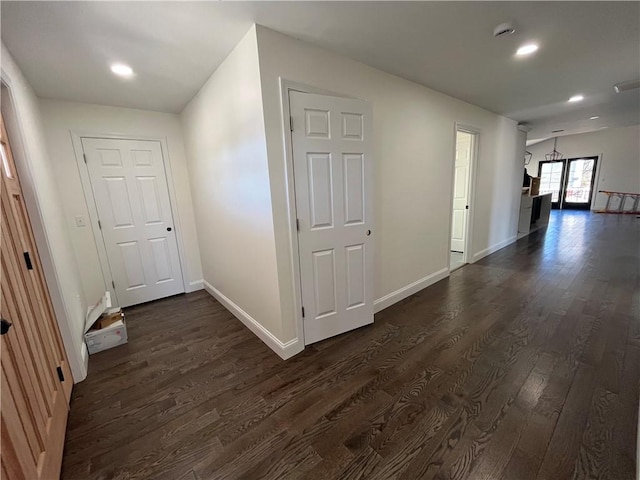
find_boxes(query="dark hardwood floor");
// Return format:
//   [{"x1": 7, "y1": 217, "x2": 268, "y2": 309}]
[{"x1": 61, "y1": 211, "x2": 639, "y2": 480}]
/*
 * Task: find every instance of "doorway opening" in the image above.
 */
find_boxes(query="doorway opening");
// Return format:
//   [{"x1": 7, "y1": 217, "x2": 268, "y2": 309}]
[
  {"x1": 450, "y1": 127, "x2": 478, "y2": 271},
  {"x1": 538, "y1": 156, "x2": 598, "y2": 210}
]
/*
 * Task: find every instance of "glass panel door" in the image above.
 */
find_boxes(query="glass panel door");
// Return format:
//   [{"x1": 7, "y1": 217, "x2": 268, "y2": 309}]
[
  {"x1": 538, "y1": 160, "x2": 566, "y2": 208},
  {"x1": 562, "y1": 157, "x2": 597, "y2": 209}
]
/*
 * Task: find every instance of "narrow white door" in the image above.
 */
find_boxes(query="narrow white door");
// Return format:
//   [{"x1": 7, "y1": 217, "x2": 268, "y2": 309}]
[
  {"x1": 82, "y1": 138, "x2": 184, "y2": 307},
  {"x1": 290, "y1": 91, "x2": 374, "y2": 345},
  {"x1": 451, "y1": 131, "x2": 472, "y2": 253}
]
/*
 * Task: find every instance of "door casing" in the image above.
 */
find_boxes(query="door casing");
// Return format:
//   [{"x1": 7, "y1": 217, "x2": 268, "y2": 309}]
[
  {"x1": 72, "y1": 132, "x2": 190, "y2": 308},
  {"x1": 0, "y1": 78, "x2": 86, "y2": 381},
  {"x1": 448, "y1": 124, "x2": 480, "y2": 269}
]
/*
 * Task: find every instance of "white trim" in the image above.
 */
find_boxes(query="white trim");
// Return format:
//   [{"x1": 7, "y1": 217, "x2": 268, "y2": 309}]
[
  {"x1": 81, "y1": 343, "x2": 89, "y2": 372},
  {"x1": 71, "y1": 133, "x2": 116, "y2": 303},
  {"x1": 0, "y1": 77, "x2": 87, "y2": 382},
  {"x1": 71, "y1": 132, "x2": 189, "y2": 307},
  {"x1": 374, "y1": 267, "x2": 450, "y2": 313},
  {"x1": 186, "y1": 280, "x2": 204, "y2": 293},
  {"x1": 471, "y1": 234, "x2": 518, "y2": 263},
  {"x1": 278, "y1": 78, "x2": 305, "y2": 350},
  {"x1": 202, "y1": 280, "x2": 303, "y2": 360},
  {"x1": 590, "y1": 154, "x2": 603, "y2": 210}
]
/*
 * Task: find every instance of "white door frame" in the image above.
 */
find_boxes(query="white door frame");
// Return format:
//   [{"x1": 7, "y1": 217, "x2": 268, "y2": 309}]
[
  {"x1": 71, "y1": 132, "x2": 188, "y2": 307},
  {"x1": 448, "y1": 123, "x2": 480, "y2": 269},
  {"x1": 279, "y1": 78, "x2": 358, "y2": 347},
  {"x1": 0, "y1": 77, "x2": 87, "y2": 382}
]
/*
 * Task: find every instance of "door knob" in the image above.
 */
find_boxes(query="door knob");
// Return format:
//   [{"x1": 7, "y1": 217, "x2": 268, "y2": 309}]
[
  {"x1": 1, "y1": 319, "x2": 12, "y2": 336},
  {"x1": 366, "y1": 229, "x2": 372, "y2": 236},
  {"x1": 166, "y1": 227, "x2": 172, "y2": 232}
]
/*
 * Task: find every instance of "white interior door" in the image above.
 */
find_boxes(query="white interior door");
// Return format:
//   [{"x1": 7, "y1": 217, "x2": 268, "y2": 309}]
[
  {"x1": 451, "y1": 131, "x2": 472, "y2": 253},
  {"x1": 290, "y1": 91, "x2": 373, "y2": 345},
  {"x1": 82, "y1": 138, "x2": 184, "y2": 307}
]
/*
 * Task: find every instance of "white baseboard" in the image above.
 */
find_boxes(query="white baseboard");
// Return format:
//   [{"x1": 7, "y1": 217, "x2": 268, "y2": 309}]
[
  {"x1": 374, "y1": 267, "x2": 449, "y2": 313},
  {"x1": 202, "y1": 280, "x2": 303, "y2": 360},
  {"x1": 471, "y1": 235, "x2": 517, "y2": 263},
  {"x1": 185, "y1": 280, "x2": 204, "y2": 293}
]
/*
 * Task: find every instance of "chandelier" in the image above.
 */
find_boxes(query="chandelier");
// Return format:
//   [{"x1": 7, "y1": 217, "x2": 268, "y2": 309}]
[{"x1": 545, "y1": 137, "x2": 564, "y2": 161}]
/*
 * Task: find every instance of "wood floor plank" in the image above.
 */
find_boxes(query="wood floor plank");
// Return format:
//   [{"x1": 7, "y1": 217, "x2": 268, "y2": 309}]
[
  {"x1": 536, "y1": 365, "x2": 597, "y2": 480},
  {"x1": 61, "y1": 211, "x2": 639, "y2": 480},
  {"x1": 573, "y1": 387, "x2": 620, "y2": 480}
]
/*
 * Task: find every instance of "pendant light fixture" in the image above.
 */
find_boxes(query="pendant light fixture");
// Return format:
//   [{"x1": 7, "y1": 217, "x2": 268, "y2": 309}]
[{"x1": 545, "y1": 137, "x2": 564, "y2": 161}]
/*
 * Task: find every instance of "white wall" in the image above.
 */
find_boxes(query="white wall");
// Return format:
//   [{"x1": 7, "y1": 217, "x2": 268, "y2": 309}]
[
  {"x1": 180, "y1": 27, "x2": 289, "y2": 354},
  {"x1": 38, "y1": 99, "x2": 203, "y2": 309},
  {"x1": 255, "y1": 26, "x2": 524, "y2": 345},
  {"x1": 526, "y1": 125, "x2": 640, "y2": 210},
  {"x1": 1, "y1": 44, "x2": 87, "y2": 381}
]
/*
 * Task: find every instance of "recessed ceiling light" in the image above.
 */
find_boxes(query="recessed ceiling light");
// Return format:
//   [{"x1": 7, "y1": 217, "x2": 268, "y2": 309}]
[
  {"x1": 589, "y1": 116, "x2": 600, "y2": 120},
  {"x1": 516, "y1": 44, "x2": 538, "y2": 56},
  {"x1": 110, "y1": 63, "x2": 134, "y2": 77},
  {"x1": 568, "y1": 95, "x2": 584, "y2": 103}
]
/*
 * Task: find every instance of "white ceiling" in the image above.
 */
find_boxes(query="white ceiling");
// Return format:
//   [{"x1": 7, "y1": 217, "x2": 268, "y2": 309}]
[{"x1": 2, "y1": 1, "x2": 639, "y2": 139}]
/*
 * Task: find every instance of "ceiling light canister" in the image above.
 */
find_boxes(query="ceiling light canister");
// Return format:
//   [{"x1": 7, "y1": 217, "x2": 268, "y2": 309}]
[{"x1": 494, "y1": 23, "x2": 516, "y2": 38}]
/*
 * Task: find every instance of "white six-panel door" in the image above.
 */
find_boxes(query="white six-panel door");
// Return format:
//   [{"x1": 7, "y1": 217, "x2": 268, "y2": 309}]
[
  {"x1": 82, "y1": 138, "x2": 184, "y2": 307},
  {"x1": 290, "y1": 91, "x2": 374, "y2": 345},
  {"x1": 451, "y1": 131, "x2": 472, "y2": 253}
]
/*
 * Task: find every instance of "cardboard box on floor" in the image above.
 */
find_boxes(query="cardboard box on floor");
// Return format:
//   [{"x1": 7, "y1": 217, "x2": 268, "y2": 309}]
[{"x1": 84, "y1": 292, "x2": 128, "y2": 355}]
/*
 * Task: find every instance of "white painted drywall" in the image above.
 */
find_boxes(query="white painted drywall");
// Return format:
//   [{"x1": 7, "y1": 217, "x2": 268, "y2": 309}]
[
  {"x1": 526, "y1": 125, "x2": 640, "y2": 210},
  {"x1": 180, "y1": 27, "x2": 285, "y2": 343},
  {"x1": 38, "y1": 99, "x2": 204, "y2": 308},
  {"x1": 1, "y1": 43, "x2": 87, "y2": 381},
  {"x1": 255, "y1": 26, "x2": 524, "y2": 343}
]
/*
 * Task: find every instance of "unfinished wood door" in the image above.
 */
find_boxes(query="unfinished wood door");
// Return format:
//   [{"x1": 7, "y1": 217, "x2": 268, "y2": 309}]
[{"x1": 1, "y1": 114, "x2": 72, "y2": 479}]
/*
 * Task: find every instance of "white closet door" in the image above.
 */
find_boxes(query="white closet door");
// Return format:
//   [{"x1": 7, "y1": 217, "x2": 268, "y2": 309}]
[
  {"x1": 82, "y1": 138, "x2": 184, "y2": 307},
  {"x1": 290, "y1": 91, "x2": 374, "y2": 344},
  {"x1": 451, "y1": 133, "x2": 471, "y2": 253}
]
